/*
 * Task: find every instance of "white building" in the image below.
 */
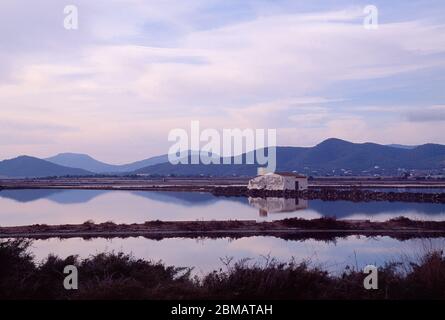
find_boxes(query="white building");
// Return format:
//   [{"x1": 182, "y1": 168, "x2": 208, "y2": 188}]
[{"x1": 248, "y1": 172, "x2": 308, "y2": 191}]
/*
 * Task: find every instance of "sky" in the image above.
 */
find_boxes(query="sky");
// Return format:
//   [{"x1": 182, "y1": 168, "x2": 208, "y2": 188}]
[{"x1": 0, "y1": 0, "x2": 444, "y2": 163}]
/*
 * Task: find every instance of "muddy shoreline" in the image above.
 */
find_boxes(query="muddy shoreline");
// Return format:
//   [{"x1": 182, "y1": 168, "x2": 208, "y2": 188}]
[{"x1": 2, "y1": 217, "x2": 445, "y2": 241}]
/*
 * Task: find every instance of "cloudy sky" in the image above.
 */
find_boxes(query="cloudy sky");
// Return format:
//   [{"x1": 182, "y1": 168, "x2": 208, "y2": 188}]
[{"x1": 0, "y1": 0, "x2": 444, "y2": 163}]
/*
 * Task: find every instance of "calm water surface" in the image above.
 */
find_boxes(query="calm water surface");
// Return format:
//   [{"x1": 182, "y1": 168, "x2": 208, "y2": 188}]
[
  {"x1": 1, "y1": 189, "x2": 444, "y2": 273},
  {"x1": 0, "y1": 189, "x2": 444, "y2": 226},
  {"x1": 26, "y1": 236, "x2": 445, "y2": 275}
]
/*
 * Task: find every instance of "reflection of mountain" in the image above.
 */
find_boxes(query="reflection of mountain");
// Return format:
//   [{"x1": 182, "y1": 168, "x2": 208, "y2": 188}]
[
  {"x1": 309, "y1": 200, "x2": 445, "y2": 218},
  {"x1": 0, "y1": 189, "x2": 65, "y2": 203},
  {"x1": 1, "y1": 188, "x2": 444, "y2": 219},
  {"x1": 0, "y1": 189, "x2": 109, "y2": 204},
  {"x1": 249, "y1": 197, "x2": 308, "y2": 216},
  {"x1": 0, "y1": 189, "x2": 249, "y2": 207},
  {"x1": 131, "y1": 191, "x2": 249, "y2": 206},
  {"x1": 45, "y1": 190, "x2": 109, "y2": 204}
]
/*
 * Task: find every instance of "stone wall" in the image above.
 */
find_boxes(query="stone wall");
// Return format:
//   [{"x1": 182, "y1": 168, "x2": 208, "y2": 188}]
[{"x1": 247, "y1": 174, "x2": 285, "y2": 191}]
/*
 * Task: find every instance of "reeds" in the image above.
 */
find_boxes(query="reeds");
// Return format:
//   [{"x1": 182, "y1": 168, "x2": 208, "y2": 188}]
[{"x1": 1, "y1": 239, "x2": 445, "y2": 300}]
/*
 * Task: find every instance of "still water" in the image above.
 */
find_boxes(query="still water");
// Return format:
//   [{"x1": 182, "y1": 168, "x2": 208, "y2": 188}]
[
  {"x1": 2, "y1": 189, "x2": 444, "y2": 274},
  {"x1": 26, "y1": 236, "x2": 445, "y2": 275},
  {"x1": 0, "y1": 189, "x2": 445, "y2": 226}
]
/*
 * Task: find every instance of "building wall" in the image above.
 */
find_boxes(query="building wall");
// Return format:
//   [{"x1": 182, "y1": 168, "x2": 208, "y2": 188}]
[
  {"x1": 296, "y1": 177, "x2": 308, "y2": 191},
  {"x1": 282, "y1": 176, "x2": 296, "y2": 190},
  {"x1": 248, "y1": 174, "x2": 285, "y2": 191},
  {"x1": 276, "y1": 176, "x2": 308, "y2": 191},
  {"x1": 248, "y1": 174, "x2": 308, "y2": 191}
]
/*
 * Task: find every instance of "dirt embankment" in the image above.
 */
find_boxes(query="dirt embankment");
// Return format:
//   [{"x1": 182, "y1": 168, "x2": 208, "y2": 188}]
[
  {"x1": 2, "y1": 217, "x2": 445, "y2": 241},
  {"x1": 213, "y1": 186, "x2": 445, "y2": 203}
]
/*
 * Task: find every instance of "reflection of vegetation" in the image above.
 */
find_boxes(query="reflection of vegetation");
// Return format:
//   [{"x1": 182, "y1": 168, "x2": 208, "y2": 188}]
[{"x1": 1, "y1": 239, "x2": 445, "y2": 300}]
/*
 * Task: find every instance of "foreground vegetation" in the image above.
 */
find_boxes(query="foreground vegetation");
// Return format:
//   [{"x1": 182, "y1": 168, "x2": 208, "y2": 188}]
[{"x1": 1, "y1": 240, "x2": 445, "y2": 300}]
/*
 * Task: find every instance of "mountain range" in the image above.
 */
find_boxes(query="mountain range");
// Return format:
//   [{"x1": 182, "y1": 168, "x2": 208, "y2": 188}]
[
  {"x1": 45, "y1": 153, "x2": 168, "y2": 173},
  {"x1": 0, "y1": 138, "x2": 444, "y2": 178},
  {"x1": 133, "y1": 139, "x2": 445, "y2": 176},
  {"x1": 0, "y1": 156, "x2": 92, "y2": 178}
]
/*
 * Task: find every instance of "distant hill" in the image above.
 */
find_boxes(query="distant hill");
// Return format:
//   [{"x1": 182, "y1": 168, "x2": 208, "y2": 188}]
[
  {"x1": 133, "y1": 138, "x2": 445, "y2": 177},
  {"x1": 387, "y1": 144, "x2": 418, "y2": 150},
  {"x1": 3, "y1": 139, "x2": 445, "y2": 178},
  {"x1": 0, "y1": 156, "x2": 92, "y2": 178},
  {"x1": 45, "y1": 153, "x2": 168, "y2": 173}
]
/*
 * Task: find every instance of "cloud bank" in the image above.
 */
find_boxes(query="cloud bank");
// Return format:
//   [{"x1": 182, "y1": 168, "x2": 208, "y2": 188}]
[{"x1": 0, "y1": 0, "x2": 444, "y2": 162}]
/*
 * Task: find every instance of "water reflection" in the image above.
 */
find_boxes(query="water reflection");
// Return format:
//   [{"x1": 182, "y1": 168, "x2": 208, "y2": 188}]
[
  {"x1": 27, "y1": 236, "x2": 445, "y2": 276},
  {"x1": 249, "y1": 197, "x2": 308, "y2": 217},
  {"x1": 0, "y1": 189, "x2": 445, "y2": 226}
]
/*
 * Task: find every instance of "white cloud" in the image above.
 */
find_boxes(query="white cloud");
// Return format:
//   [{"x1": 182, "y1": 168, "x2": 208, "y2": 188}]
[{"x1": 0, "y1": 1, "x2": 445, "y2": 161}]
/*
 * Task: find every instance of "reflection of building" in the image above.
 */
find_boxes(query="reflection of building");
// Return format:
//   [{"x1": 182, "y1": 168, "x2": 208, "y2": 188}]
[
  {"x1": 248, "y1": 172, "x2": 308, "y2": 191},
  {"x1": 248, "y1": 197, "x2": 309, "y2": 216}
]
